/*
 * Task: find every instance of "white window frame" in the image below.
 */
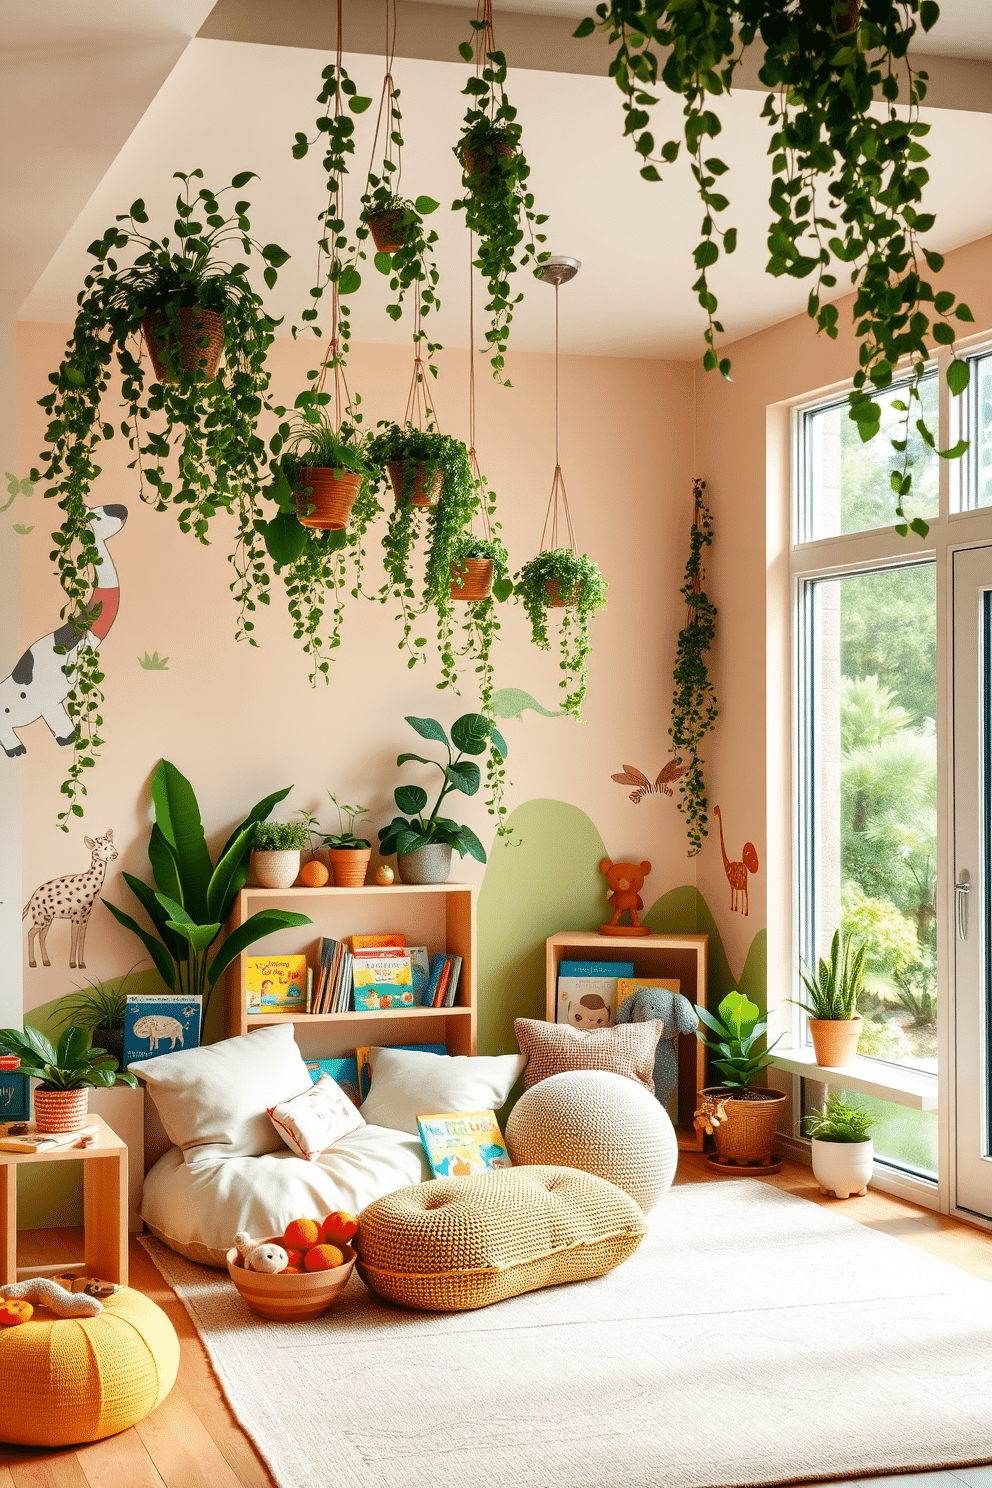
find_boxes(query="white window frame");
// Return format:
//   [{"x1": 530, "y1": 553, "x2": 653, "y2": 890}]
[{"x1": 774, "y1": 332, "x2": 992, "y2": 1214}]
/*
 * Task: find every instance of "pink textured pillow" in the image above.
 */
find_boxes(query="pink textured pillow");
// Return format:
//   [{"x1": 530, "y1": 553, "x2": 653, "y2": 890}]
[{"x1": 514, "y1": 1018, "x2": 662, "y2": 1094}]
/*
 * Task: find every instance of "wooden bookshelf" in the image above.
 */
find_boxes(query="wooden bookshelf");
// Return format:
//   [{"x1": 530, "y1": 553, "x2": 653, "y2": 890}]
[
  {"x1": 545, "y1": 931, "x2": 708, "y2": 1151},
  {"x1": 225, "y1": 883, "x2": 477, "y2": 1058}
]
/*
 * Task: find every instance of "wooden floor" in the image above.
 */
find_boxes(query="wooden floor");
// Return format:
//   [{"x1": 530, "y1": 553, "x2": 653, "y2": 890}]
[{"x1": 3, "y1": 1158, "x2": 992, "y2": 1488}]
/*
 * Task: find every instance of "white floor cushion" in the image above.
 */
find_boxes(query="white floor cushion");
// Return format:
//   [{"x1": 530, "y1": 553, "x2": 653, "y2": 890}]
[{"x1": 142, "y1": 1124, "x2": 431, "y2": 1266}]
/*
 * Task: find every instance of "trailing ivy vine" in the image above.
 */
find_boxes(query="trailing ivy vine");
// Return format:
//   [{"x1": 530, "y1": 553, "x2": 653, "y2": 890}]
[
  {"x1": 670, "y1": 479, "x2": 718, "y2": 856},
  {"x1": 575, "y1": 0, "x2": 973, "y2": 536}
]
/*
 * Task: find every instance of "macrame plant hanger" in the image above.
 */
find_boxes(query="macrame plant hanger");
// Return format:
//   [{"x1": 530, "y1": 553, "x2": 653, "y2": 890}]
[
  {"x1": 466, "y1": 235, "x2": 492, "y2": 543},
  {"x1": 535, "y1": 257, "x2": 580, "y2": 556},
  {"x1": 316, "y1": 0, "x2": 356, "y2": 437}
]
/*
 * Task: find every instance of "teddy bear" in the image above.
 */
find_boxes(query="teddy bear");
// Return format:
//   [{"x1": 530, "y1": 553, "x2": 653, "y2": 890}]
[
  {"x1": 600, "y1": 857, "x2": 652, "y2": 934},
  {"x1": 614, "y1": 986, "x2": 699, "y2": 1104},
  {"x1": 234, "y1": 1232, "x2": 290, "y2": 1273}
]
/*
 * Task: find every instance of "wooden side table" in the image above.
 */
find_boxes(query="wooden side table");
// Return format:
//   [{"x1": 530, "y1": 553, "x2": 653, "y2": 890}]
[{"x1": 0, "y1": 1115, "x2": 128, "y2": 1286}]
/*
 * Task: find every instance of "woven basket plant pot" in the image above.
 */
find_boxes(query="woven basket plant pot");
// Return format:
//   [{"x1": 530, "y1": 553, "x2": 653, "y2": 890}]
[
  {"x1": 294, "y1": 468, "x2": 363, "y2": 531},
  {"x1": 328, "y1": 847, "x2": 372, "y2": 888},
  {"x1": 387, "y1": 459, "x2": 442, "y2": 509},
  {"x1": 34, "y1": 1087, "x2": 89, "y2": 1134},
  {"x1": 808, "y1": 1016, "x2": 862, "y2": 1069},
  {"x1": 450, "y1": 558, "x2": 494, "y2": 603},
  {"x1": 368, "y1": 210, "x2": 405, "y2": 254},
  {"x1": 702, "y1": 1086, "x2": 786, "y2": 1165},
  {"x1": 461, "y1": 142, "x2": 515, "y2": 179},
  {"x1": 142, "y1": 306, "x2": 225, "y2": 382},
  {"x1": 545, "y1": 579, "x2": 581, "y2": 609},
  {"x1": 398, "y1": 843, "x2": 452, "y2": 885},
  {"x1": 251, "y1": 849, "x2": 301, "y2": 889}
]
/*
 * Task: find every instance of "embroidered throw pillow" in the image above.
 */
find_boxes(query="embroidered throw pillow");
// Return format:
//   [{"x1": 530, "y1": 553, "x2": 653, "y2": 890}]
[
  {"x1": 268, "y1": 1073, "x2": 365, "y2": 1161},
  {"x1": 514, "y1": 1018, "x2": 662, "y2": 1094}
]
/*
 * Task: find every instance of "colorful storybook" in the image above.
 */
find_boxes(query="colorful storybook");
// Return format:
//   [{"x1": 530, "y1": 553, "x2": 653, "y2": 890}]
[
  {"x1": 416, "y1": 1110, "x2": 511, "y2": 1178},
  {"x1": 353, "y1": 954, "x2": 415, "y2": 1010},
  {"x1": 124, "y1": 994, "x2": 201, "y2": 1069},
  {"x1": 305, "y1": 1057, "x2": 361, "y2": 1107},
  {"x1": 556, "y1": 961, "x2": 635, "y2": 1027},
  {"x1": 246, "y1": 955, "x2": 307, "y2": 1013}
]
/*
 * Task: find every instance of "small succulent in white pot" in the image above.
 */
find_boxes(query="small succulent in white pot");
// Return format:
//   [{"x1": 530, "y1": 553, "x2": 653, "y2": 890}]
[
  {"x1": 803, "y1": 1094, "x2": 876, "y2": 1199},
  {"x1": 251, "y1": 821, "x2": 309, "y2": 889}
]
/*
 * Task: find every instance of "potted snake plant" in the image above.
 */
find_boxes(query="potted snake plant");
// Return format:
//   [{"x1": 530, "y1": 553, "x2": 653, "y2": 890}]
[
  {"x1": 0, "y1": 1026, "x2": 138, "y2": 1133},
  {"x1": 792, "y1": 929, "x2": 866, "y2": 1068}
]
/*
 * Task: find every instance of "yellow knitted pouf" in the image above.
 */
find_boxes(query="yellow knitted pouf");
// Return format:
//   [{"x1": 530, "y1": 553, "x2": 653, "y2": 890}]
[{"x1": 0, "y1": 1286, "x2": 179, "y2": 1447}]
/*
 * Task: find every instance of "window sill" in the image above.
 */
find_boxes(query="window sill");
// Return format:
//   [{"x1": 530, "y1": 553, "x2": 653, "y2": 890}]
[{"x1": 769, "y1": 1047, "x2": 937, "y2": 1111}]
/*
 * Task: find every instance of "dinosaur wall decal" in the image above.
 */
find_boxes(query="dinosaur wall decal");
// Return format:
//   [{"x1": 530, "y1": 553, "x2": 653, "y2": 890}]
[{"x1": 491, "y1": 687, "x2": 566, "y2": 721}]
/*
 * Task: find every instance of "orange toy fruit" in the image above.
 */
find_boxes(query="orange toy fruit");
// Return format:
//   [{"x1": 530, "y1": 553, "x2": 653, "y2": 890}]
[
  {"x1": 298, "y1": 859, "x2": 330, "y2": 888},
  {"x1": 283, "y1": 1248, "x2": 303, "y2": 1269},
  {"x1": 322, "y1": 1211, "x2": 358, "y2": 1246},
  {"x1": 283, "y1": 1218, "x2": 322, "y2": 1251},
  {"x1": 303, "y1": 1244, "x2": 344, "y2": 1272},
  {"x1": 279, "y1": 1265, "x2": 302, "y2": 1275},
  {"x1": 0, "y1": 1299, "x2": 33, "y2": 1326}
]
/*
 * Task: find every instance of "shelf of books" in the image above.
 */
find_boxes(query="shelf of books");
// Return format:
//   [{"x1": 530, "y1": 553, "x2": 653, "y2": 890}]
[
  {"x1": 545, "y1": 931, "x2": 708, "y2": 1152},
  {"x1": 225, "y1": 883, "x2": 477, "y2": 1065}
]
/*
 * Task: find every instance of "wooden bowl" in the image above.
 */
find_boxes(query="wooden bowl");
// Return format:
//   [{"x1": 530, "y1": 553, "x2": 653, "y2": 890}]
[{"x1": 226, "y1": 1240, "x2": 356, "y2": 1321}]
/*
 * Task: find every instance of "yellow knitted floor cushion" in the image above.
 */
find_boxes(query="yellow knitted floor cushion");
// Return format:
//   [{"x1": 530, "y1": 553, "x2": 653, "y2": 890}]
[
  {"x1": 355, "y1": 1164, "x2": 648, "y2": 1312},
  {"x1": 0, "y1": 1287, "x2": 180, "y2": 1447}
]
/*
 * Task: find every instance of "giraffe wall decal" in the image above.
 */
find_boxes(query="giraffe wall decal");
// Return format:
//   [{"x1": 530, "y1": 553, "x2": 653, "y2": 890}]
[
  {"x1": 23, "y1": 829, "x2": 119, "y2": 969},
  {"x1": 714, "y1": 804, "x2": 759, "y2": 916},
  {"x1": 0, "y1": 504, "x2": 127, "y2": 758}
]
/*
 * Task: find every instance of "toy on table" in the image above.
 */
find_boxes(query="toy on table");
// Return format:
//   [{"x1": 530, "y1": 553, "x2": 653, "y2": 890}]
[
  {"x1": 234, "y1": 1233, "x2": 289, "y2": 1274},
  {"x1": 599, "y1": 857, "x2": 652, "y2": 936},
  {"x1": 615, "y1": 987, "x2": 699, "y2": 1104},
  {"x1": 0, "y1": 1273, "x2": 116, "y2": 1323}
]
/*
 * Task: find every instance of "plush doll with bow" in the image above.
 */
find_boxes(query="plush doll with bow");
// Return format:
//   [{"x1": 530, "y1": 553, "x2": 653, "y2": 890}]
[{"x1": 614, "y1": 987, "x2": 699, "y2": 1104}]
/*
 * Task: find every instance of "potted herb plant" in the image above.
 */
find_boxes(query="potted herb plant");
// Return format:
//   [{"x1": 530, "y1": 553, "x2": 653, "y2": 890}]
[
  {"x1": 323, "y1": 791, "x2": 373, "y2": 887},
  {"x1": 0, "y1": 1026, "x2": 138, "y2": 1133},
  {"x1": 53, "y1": 967, "x2": 142, "y2": 1070},
  {"x1": 792, "y1": 929, "x2": 866, "y2": 1068},
  {"x1": 804, "y1": 1094, "x2": 876, "y2": 1199},
  {"x1": 378, "y1": 714, "x2": 506, "y2": 883},
  {"x1": 252, "y1": 822, "x2": 310, "y2": 889},
  {"x1": 514, "y1": 548, "x2": 607, "y2": 717},
  {"x1": 694, "y1": 990, "x2": 786, "y2": 1168}
]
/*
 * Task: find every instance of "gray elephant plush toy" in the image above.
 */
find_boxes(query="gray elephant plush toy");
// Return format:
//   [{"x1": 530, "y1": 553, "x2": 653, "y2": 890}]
[{"x1": 614, "y1": 988, "x2": 699, "y2": 1104}]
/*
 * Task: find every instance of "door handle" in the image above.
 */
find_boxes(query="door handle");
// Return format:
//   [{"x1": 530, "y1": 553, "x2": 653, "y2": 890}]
[{"x1": 956, "y1": 870, "x2": 971, "y2": 940}]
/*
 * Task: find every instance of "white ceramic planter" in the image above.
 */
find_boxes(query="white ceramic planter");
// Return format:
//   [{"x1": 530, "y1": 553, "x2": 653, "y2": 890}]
[
  {"x1": 811, "y1": 1136, "x2": 874, "y2": 1198},
  {"x1": 251, "y1": 849, "x2": 301, "y2": 889}
]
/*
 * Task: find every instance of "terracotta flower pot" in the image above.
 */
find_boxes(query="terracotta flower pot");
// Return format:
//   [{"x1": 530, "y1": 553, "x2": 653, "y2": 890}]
[
  {"x1": 251, "y1": 849, "x2": 301, "y2": 889},
  {"x1": 294, "y1": 468, "x2": 363, "y2": 530},
  {"x1": 450, "y1": 558, "x2": 494, "y2": 602},
  {"x1": 367, "y1": 210, "x2": 405, "y2": 254},
  {"x1": 227, "y1": 1240, "x2": 356, "y2": 1321},
  {"x1": 398, "y1": 843, "x2": 452, "y2": 885},
  {"x1": 328, "y1": 847, "x2": 372, "y2": 888},
  {"x1": 700, "y1": 1085, "x2": 786, "y2": 1165},
  {"x1": 142, "y1": 306, "x2": 225, "y2": 382},
  {"x1": 387, "y1": 460, "x2": 442, "y2": 509},
  {"x1": 808, "y1": 1015, "x2": 862, "y2": 1068},
  {"x1": 34, "y1": 1087, "x2": 89, "y2": 1134},
  {"x1": 811, "y1": 1136, "x2": 874, "y2": 1199}
]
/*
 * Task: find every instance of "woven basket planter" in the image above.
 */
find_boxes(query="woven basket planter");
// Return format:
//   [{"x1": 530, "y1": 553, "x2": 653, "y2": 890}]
[
  {"x1": 808, "y1": 1015, "x2": 862, "y2": 1068},
  {"x1": 387, "y1": 459, "x2": 442, "y2": 509},
  {"x1": 34, "y1": 1087, "x2": 89, "y2": 1134},
  {"x1": 545, "y1": 578, "x2": 581, "y2": 609},
  {"x1": 142, "y1": 306, "x2": 225, "y2": 382},
  {"x1": 328, "y1": 847, "x2": 371, "y2": 887},
  {"x1": 294, "y1": 468, "x2": 363, "y2": 530},
  {"x1": 702, "y1": 1086, "x2": 786, "y2": 1165},
  {"x1": 461, "y1": 142, "x2": 515, "y2": 179},
  {"x1": 450, "y1": 558, "x2": 494, "y2": 602},
  {"x1": 367, "y1": 210, "x2": 405, "y2": 254}
]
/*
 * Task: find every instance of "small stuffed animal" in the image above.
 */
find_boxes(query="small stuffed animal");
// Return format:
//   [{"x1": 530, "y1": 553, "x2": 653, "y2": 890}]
[
  {"x1": 615, "y1": 987, "x2": 699, "y2": 1104},
  {"x1": 234, "y1": 1232, "x2": 289, "y2": 1274},
  {"x1": 0, "y1": 1277, "x2": 105, "y2": 1318},
  {"x1": 600, "y1": 857, "x2": 652, "y2": 932}
]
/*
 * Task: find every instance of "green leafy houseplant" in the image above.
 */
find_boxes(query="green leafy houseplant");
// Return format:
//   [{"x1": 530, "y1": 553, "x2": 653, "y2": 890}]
[
  {"x1": 323, "y1": 791, "x2": 371, "y2": 849},
  {"x1": 52, "y1": 964, "x2": 143, "y2": 1069},
  {"x1": 0, "y1": 1026, "x2": 138, "y2": 1092},
  {"x1": 252, "y1": 822, "x2": 310, "y2": 852},
  {"x1": 378, "y1": 714, "x2": 507, "y2": 865},
  {"x1": 695, "y1": 990, "x2": 781, "y2": 1090},
  {"x1": 670, "y1": 480, "x2": 718, "y2": 856},
  {"x1": 793, "y1": 929, "x2": 867, "y2": 1021},
  {"x1": 803, "y1": 1094, "x2": 876, "y2": 1143},
  {"x1": 573, "y1": 0, "x2": 972, "y2": 536},
  {"x1": 514, "y1": 548, "x2": 608, "y2": 718},
  {"x1": 103, "y1": 760, "x2": 311, "y2": 1018},
  {"x1": 453, "y1": 15, "x2": 548, "y2": 378},
  {"x1": 32, "y1": 170, "x2": 290, "y2": 826}
]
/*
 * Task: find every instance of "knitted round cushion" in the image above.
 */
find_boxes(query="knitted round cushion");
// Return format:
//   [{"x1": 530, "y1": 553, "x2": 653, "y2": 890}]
[
  {"x1": 0, "y1": 1286, "x2": 179, "y2": 1446},
  {"x1": 505, "y1": 1069, "x2": 679, "y2": 1214},
  {"x1": 355, "y1": 1165, "x2": 647, "y2": 1312}
]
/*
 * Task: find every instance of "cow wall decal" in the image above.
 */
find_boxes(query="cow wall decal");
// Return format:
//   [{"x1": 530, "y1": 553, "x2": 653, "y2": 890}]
[
  {"x1": 23, "y1": 829, "x2": 118, "y2": 969},
  {"x1": 0, "y1": 504, "x2": 126, "y2": 758}
]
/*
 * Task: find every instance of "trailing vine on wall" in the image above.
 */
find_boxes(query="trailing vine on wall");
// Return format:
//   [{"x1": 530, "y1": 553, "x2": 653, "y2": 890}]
[
  {"x1": 670, "y1": 478, "x2": 718, "y2": 857},
  {"x1": 574, "y1": 0, "x2": 973, "y2": 537}
]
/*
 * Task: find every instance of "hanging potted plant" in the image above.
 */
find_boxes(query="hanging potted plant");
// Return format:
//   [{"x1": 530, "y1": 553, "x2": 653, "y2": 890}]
[
  {"x1": 804, "y1": 1094, "x2": 876, "y2": 1199},
  {"x1": 670, "y1": 479, "x2": 719, "y2": 856},
  {"x1": 30, "y1": 170, "x2": 290, "y2": 828},
  {"x1": 322, "y1": 791, "x2": 373, "y2": 887},
  {"x1": 0, "y1": 1027, "x2": 138, "y2": 1133},
  {"x1": 448, "y1": 532, "x2": 508, "y2": 604},
  {"x1": 268, "y1": 406, "x2": 373, "y2": 532},
  {"x1": 791, "y1": 929, "x2": 867, "y2": 1068},
  {"x1": 693, "y1": 990, "x2": 786, "y2": 1170},
  {"x1": 515, "y1": 548, "x2": 607, "y2": 718}
]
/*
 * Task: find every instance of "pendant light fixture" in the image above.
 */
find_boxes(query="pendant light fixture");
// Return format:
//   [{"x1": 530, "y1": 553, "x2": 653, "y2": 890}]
[{"x1": 535, "y1": 255, "x2": 581, "y2": 564}]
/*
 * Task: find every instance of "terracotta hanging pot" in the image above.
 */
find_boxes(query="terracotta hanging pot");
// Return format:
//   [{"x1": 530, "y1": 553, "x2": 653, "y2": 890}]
[
  {"x1": 388, "y1": 459, "x2": 442, "y2": 509},
  {"x1": 367, "y1": 211, "x2": 405, "y2": 254},
  {"x1": 294, "y1": 468, "x2": 363, "y2": 530},
  {"x1": 142, "y1": 305, "x2": 225, "y2": 382},
  {"x1": 808, "y1": 1015, "x2": 863, "y2": 1068},
  {"x1": 450, "y1": 558, "x2": 494, "y2": 602},
  {"x1": 545, "y1": 579, "x2": 582, "y2": 608}
]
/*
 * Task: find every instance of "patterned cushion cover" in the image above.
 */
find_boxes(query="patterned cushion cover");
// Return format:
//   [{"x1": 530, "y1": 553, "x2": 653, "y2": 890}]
[
  {"x1": 514, "y1": 1017, "x2": 662, "y2": 1094},
  {"x1": 268, "y1": 1073, "x2": 365, "y2": 1160}
]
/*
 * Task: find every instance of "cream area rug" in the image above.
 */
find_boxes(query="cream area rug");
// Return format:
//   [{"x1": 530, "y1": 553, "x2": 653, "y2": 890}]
[{"x1": 143, "y1": 1180, "x2": 992, "y2": 1488}]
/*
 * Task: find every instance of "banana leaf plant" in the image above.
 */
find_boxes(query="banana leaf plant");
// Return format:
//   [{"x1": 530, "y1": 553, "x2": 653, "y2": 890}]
[
  {"x1": 0, "y1": 1025, "x2": 138, "y2": 1091},
  {"x1": 103, "y1": 759, "x2": 311, "y2": 1018}
]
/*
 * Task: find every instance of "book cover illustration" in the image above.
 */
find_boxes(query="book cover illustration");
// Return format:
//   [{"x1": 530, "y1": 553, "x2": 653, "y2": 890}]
[
  {"x1": 416, "y1": 1110, "x2": 511, "y2": 1178},
  {"x1": 124, "y1": 994, "x2": 202, "y2": 1069},
  {"x1": 353, "y1": 953, "x2": 414, "y2": 1010},
  {"x1": 356, "y1": 1043, "x2": 447, "y2": 1102},
  {"x1": 615, "y1": 977, "x2": 681, "y2": 1013},
  {"x1": 0, "y1": 1071, "x2": 30, "y2": 1122},
  {"x1": 556, "y1": 960, "x2": 635, "y2": 1028},
  {"x1": 306, "y1": 1057, "x2": 361, "y2": 1106},
  {"x1": 406, "y1": 945, "x2": 430, "y2": 1000},
  {"x1": 247, "y1": 955, "x2": 308, "y2": 1013},
  {"x1": 351, "y1": 933, "x2": 405, "y2": 952}
]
